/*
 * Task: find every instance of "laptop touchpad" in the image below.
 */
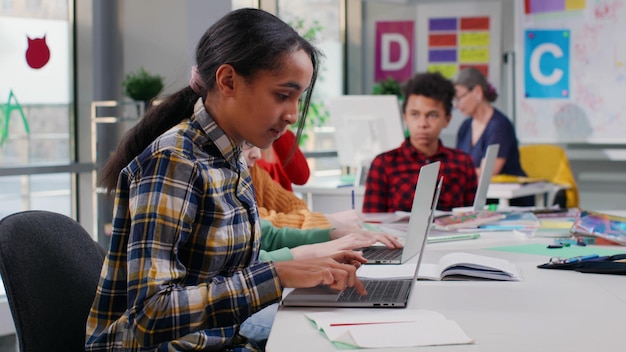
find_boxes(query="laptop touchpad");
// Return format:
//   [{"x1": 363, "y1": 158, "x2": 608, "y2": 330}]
[{"x1": 284, "y1": 285, "x2": 342, "y2": 301}]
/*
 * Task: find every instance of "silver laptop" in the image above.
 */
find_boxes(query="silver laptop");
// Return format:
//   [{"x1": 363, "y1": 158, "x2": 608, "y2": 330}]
[
  {"x1": 472, "y1": 144, "x2": 500, "y2": 211},
  {"x1": 362, "y1": 169, "x2": 443, "y2": 264},
  {"x1": 281, "y1": 162, "x2": 440, "y2": 308}
]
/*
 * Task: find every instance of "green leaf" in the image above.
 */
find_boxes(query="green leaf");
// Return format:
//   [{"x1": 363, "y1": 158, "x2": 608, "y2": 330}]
[{"x1": 122, "y1": 67, "x2": 164, "y2": 102}]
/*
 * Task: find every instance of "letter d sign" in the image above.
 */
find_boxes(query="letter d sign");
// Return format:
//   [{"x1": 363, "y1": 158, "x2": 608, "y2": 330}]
[
  {"x1": 524, "y1": 30, "x2": 570, "y2": 99},
  {"x1": 375, "y1": 21, "x2": 414, "y2": 82}
]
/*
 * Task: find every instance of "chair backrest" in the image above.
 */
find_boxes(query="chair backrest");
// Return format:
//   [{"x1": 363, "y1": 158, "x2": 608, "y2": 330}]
[
  {"x1": 0, "y1": 210, "x2": 106, "y2": 352},
  {"x1": 519, "y1": 144, "x2": 579, "y2": 208}
]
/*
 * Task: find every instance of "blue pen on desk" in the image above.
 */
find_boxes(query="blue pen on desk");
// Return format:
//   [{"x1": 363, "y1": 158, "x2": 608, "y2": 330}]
[
  {"x1": 562, "y1": 254, "x2": 600, "y2": 264},
  {"x1": 351, "y1": 189, "x2": 355, "y2": 210}
]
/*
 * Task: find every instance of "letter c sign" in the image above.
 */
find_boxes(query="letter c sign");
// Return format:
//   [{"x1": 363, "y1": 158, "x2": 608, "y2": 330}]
[{"x1": 524, "y1": 30, "x2": 570, "y2": 99}]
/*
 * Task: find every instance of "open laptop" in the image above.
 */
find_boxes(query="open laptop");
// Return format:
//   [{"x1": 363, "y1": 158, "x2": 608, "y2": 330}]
[
  {"x1": 361, "y1": 166, "x2": 443, "y2": 264},
  {"x1": 281, "y1": 162, "x2": 440, "y2": 308},
  {"x1": 472, "y1": 144, "x2": 500, "y2": 211}
]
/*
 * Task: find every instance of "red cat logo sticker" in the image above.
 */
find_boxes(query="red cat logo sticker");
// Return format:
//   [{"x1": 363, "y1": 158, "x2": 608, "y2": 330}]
[{"x1": 25, "y1": 35, "x2": 51, "y2": 69}]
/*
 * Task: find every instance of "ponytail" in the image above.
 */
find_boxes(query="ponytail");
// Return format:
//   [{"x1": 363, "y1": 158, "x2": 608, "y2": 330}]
[{"x1": 98, "y1": 87, "x2": 199, "y2": 193}]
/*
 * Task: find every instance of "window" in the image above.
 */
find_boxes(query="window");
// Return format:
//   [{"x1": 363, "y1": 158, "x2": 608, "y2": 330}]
[
  {"x1": 277, "y1": 0, "x2": 343, "y2": 176},
  {"x1": 0, "y1": 0, "x2": 75, "y2": 219}
]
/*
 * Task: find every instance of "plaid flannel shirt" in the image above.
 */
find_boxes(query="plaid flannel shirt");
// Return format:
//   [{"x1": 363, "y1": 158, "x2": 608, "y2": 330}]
[
  {"x1": 363, "y1": 139, "x2": 477, "y2": 212},
  {"x1": 86, "y1": 99, "x2": 282, "y2": 351}
]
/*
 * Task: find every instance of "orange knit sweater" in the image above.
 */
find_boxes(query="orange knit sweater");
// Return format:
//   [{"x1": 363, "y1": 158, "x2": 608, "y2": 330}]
[{"x1": 250, "y1": 164, "x2": 331, "y2": 230}]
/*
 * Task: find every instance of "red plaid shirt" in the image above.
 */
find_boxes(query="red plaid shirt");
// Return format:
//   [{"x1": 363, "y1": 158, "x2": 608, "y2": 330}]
[{"x1": 363, "y1": 139, "x2": 477, "y2": 212}]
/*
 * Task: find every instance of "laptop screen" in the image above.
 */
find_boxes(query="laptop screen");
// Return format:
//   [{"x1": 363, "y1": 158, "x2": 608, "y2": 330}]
[
  {"x1": 473, "y1": 144, "x2": 500, "y2": 211},
  {"x1": 400, "y1": 162, "x2": 441, "y2": 265}
]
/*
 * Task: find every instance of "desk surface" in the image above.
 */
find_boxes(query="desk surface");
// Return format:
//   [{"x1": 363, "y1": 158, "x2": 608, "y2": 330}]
[{"x1": 266, "y1": 230, "x2": 626, "y2": 351}]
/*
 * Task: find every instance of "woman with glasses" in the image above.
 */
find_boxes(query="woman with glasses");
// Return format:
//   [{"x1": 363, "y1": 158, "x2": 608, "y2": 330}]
[
  {"x1": 453, "y1": 67, "x2": 532, "y2": 206},
  {"x1": 453, "y1": 67, "x2": 526, "y2": 179}
]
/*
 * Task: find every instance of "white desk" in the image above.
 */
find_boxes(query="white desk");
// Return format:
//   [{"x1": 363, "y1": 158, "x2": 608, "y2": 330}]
[
  {"x1": 486, "y1": 182, "x2": 553, "y2": 207},
  {"x1": 266, "y1": 231, "x2": 626, "y2": 351},
  {"x1": 293, "y1": 178, "x2": 552, "y2": 213}
]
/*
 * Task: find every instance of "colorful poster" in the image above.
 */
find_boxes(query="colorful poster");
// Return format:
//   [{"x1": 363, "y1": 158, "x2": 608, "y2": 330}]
[
  {"x1": 524, "y1": 0, "x2": 585, "y2": 14},
  {"x1": 524, "y1": 30, "x2": 570, "y2": 99},
  {"x1": 415, "y1": 1, "x2": 502, "y2": 142},
  {"x1": 425, "y1": 16, "x2": 491, "y2": 79},
  {"x1": 374, "y1": 21, "x2": 414, "y2": 83}
]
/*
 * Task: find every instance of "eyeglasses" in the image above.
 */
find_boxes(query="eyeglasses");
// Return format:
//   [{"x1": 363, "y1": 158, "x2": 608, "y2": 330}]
[{"x1": 453, "y1": 90, "x2": 471, "y2": 104}]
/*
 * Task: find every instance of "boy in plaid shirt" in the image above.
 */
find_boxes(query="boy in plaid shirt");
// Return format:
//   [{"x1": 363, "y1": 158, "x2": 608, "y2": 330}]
[{"x1": 363, "y1": 72, "x2": 477, "y2": 212}]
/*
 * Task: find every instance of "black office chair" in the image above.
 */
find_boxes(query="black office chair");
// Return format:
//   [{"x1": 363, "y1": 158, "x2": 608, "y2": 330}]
[{"x1": 0, "y1": 210, "x2": 107, "y2": 352}]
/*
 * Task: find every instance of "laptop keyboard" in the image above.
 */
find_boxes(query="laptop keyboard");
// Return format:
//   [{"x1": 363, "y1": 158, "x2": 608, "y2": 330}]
[
  {"x1": 338, "y1": 279, "x2": 411, "y2": 303},
  {"x1": 362, "y1": 247, "x2": 402, "y2": 262}
]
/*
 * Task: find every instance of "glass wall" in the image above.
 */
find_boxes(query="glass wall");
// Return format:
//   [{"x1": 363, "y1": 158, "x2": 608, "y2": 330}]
[
  {"x1": 277, "y1": 0, "x2": 343, "y2": 176},
  {"x1": 0, "y1": 0, "x2": 75, "y2": 219},
  {"x1": 0, "y1": 0, "x2": 350, "y2": 224},
  {"x1": 223, "y1": 0, "x2": 346, "y2": 178}
]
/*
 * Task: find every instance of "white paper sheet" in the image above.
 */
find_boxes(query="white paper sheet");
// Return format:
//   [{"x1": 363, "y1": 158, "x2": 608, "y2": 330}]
[{"x1": 305, "y1": 310, "x2": 474, "y2": 348}]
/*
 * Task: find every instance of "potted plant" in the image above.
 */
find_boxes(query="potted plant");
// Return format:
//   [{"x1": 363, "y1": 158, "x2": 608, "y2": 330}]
[
  {"x1": 372, "y1": 76, "x2": 403, "y2": 99},
  {"x1": 122, "y1": 67, "x2": 164, "y2": 112}
]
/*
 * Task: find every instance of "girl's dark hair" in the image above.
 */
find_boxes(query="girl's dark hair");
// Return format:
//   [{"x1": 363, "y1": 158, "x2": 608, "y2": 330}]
[
  {"x1": 99, "y1": 8, "x2": 321, "y2": 192},
  {"x1": 454, "y1": 67, "x2": 498, "y2": 103},
  {"x1": 401, "y1": 71, "x2": 456, "y2": 116}
]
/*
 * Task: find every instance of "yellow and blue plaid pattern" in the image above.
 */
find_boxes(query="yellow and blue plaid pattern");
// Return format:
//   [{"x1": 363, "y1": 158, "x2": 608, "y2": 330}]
[{"x1": 86, "y1": 99, "x2": 282, "y2": 351}]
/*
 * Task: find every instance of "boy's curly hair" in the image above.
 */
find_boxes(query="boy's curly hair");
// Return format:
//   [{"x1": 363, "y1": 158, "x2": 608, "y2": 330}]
[{"x1": 401, "y1": 72, "x2": 455, "y2": 115}]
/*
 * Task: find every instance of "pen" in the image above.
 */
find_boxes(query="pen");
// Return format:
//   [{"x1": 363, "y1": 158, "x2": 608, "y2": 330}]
[
  {"x1": 351, "y1": 189, "x2": 355, "y2": 210},
  {"x1": 562, "y1": 254, "x2": 600, "y2": 264}
]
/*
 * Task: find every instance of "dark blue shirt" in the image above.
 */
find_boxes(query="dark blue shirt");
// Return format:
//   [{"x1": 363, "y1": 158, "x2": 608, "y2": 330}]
[{"x1": 456, "y1": 108, "x2": 526, "y2": 177}]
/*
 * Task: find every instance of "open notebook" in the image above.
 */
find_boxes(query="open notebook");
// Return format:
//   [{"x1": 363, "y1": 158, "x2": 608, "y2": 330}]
[{"x1": 281, "y1": 162, "x2": 440, "y2": 308}]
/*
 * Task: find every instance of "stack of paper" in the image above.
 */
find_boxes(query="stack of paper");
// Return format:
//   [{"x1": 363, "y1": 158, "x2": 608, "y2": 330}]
[
  {"x1": 478, "y1": 212, "x2": 541, "y2": 230},
  {"x1": 305, "y1": 310, "x2": 474, "y2": 349},
  {"x1": 532, "y1": 219, "x2": 574, "y2": 238},
  {"x1": 434, "y1": 210, "x2": 505, "y2": 230}
]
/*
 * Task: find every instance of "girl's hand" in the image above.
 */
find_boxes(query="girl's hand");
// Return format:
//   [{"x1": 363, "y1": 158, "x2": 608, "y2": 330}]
[
  {"x1": 329, "y1": 227, "x2": 403, "y2": 249},
  {"x1": 289, "y1": 234, "x2": 373, "y2": 260},
  {"x1": 274, "y1": 251, "x2": 367, "y2": 294}
]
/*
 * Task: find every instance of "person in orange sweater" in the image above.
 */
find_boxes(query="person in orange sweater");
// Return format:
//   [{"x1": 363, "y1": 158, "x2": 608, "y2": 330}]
[
  {"x1": 255, "y1": 129, "x2": 310, "y2": 191},
  {"x1": 244, "y1": 142, "x2": 331, "y2": 229}
]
